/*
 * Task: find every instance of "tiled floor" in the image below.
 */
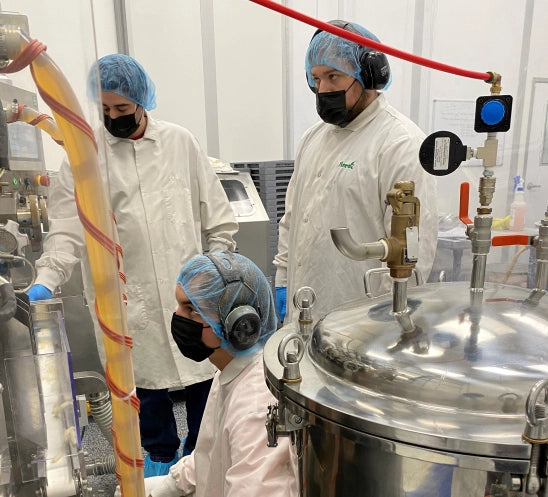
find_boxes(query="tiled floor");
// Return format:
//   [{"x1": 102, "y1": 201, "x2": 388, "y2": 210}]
[{"x1": 82, "y1": 390, "x2": 187, "y2": 496}]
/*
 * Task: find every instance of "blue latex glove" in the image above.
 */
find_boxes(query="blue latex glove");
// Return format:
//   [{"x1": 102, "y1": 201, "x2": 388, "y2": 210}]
[
  {"x1": 27, "y1": 284, "x2": 53, "y2": 302},
  {"x1": 275, "y1": 286, "x2": 287, "y2": 322}
]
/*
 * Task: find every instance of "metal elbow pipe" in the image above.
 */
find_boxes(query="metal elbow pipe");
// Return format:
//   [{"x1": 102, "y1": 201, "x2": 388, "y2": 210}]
[{"x1": 330, "y1": 227, "x2": 388, "y2": 261}]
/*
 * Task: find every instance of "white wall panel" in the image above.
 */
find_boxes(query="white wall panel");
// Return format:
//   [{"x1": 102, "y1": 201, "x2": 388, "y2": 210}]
[
  {"x1": 214, "y1": 0, "x2": 284, "y2": 162},
  {"x1": 125, "y1": 1, "x2": 208, "y2": 151}
]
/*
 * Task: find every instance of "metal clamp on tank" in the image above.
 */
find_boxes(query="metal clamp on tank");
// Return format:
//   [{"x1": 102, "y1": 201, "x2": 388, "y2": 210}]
[
  {"x1": 265, "y1": 333, "x2": 307, "y2": 448},
  {"x1": 522, "y1": 379, "x2": 548, "y2": 495},
  {"x1": 293, "y1": 286, "x2": 316, "y2": 340}
]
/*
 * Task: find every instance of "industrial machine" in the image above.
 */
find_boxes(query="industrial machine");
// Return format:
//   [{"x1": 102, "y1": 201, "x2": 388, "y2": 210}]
[
  {"x1": 0, "y1": 111, "x2": 93, "y2": 496},
  {"x1": 0, "y1": 79, "x2": 49, "y2": 260},
  {"x1": 0, "y1": 295, "x2": 87, "y2": 496},
  {"x1": 265, "y1": 185, "x2": 548, "y2": 496},
  {"x1": 215, "y1": 166, "x2": 270, "y2": 277},
  {"x1": 0, "y1": 11, "x2": 120, "y2": 496}
]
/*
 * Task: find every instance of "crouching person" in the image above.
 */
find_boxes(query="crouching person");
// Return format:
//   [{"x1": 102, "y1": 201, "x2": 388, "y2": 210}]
[{"x1": 146, "y1": 251, "x2": 298, "y2": 497}]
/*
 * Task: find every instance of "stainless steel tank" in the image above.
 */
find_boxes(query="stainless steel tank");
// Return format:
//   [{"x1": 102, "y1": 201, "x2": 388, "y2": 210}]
[{"x1": 264, "y1": 281, "x2": 548, "y2": 497}]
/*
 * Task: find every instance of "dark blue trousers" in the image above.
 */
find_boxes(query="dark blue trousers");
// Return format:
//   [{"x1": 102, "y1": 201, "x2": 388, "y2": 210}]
[{"x1": 137, "y1": 378, "x2": 212, "y2": 462}]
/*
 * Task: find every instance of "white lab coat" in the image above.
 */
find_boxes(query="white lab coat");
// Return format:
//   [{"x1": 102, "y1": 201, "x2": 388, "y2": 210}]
[
  {"x1": 144, "y1": 353, "x2": 298, "y2": 497},
  {"x1": 35, "y1": 118, "x2": 238, "y2": 389},
  {"x1": 274, "y1": 93, "x2": 438, "y2": 322}
]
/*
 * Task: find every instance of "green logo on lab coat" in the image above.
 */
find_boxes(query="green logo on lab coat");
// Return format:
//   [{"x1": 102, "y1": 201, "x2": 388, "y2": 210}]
[{"x1": 338, "y1": 161, "x2": 355, "y2": 169}]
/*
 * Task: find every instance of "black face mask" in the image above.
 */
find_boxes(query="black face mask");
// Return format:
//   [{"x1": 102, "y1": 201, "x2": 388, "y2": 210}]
[
  {"x1": 171, "y1": 313, "x2": 218, "y2": 362},
  {"x1": 316, "y1": 79, "x2": 358, "y2": 127},
  {"x1": 104, "y1": 108, "x2": 141, "y2": 138}
]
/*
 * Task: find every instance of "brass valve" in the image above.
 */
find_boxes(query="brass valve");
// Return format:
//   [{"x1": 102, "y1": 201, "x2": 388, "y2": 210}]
[{"x1": 382, "y1": 181, "x2": 420, "y2": 279}]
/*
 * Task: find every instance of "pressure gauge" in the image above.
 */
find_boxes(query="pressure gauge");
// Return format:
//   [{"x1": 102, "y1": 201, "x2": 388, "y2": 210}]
[
  {"x1": 0, "y1": 228, "x2": 17, "y2": 254},
  {"x1": 419, "y1": 130, "x2": 469, "y2": 176}
]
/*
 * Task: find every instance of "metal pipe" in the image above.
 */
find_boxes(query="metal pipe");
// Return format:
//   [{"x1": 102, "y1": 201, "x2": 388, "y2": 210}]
[
  {"x1": 523, "y1": 208, "x2": 548, "y2": 309},
  {"x1": 535, "y1": 261, "x2": 548, "y2": 292},
  {"x1": 393, "y1": 310, "x2": 416, "y2": 336},
  {"x1": 86, "y1": 454, "x2": 116, "y2": 476},
  {"x1": 392, "y1": 278, "x2": 408, "y2": 314},
  {"x1": 470, "y1": 254, "x2": 487, "y2": 291},
  {"x1": 468, "y1": 173, "x2": 495, "y2": 294},
  {"x1": 392, "y1": 278, "x2": 415, "y2": 334},
  {"x1": 533, "y1": 208, "x2": 548, "y2": 292},
  {"x1": 330, "y1": 228, "x2": 387, "y2": 261},
  {"x1": 87, "y1": 390, "x2": 113, "y2": 446}
]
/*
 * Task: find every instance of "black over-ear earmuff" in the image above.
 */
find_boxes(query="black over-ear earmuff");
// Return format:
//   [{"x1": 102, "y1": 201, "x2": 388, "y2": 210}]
[
  {"x1": 307, "y1": 20, "x2": 391, "y2": 93},
  {"x1": 206, "y1": 252, "x2": 261, "y2": 351}
]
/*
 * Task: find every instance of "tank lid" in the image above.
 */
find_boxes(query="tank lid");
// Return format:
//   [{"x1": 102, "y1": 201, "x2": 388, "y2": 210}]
[{"x1": 265, "y1": 283, "x2": 548, "y2": 458}]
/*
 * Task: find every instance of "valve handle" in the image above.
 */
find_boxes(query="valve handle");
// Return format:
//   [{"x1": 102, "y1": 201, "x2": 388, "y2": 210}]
[
  {"x1": 492, "y1": 234, "x2": 531, "y2": 247},
  {"x1": 459, "y1": 182, "x2": 473, "y2": 225}
]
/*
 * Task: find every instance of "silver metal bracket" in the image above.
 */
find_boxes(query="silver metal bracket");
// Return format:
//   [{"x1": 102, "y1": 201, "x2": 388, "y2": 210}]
[{"x1": 266, "y1": 400, "x2": 308, "y2": 448}]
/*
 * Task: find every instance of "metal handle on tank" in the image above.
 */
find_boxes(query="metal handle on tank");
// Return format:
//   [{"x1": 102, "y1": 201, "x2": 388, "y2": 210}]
[
  {"x1": 522, "y1": 379, "x2": 548, "y2": 496},
  {"x1": 524, "y1": 379, "x2": 548, "y2": 441},
  {"x1": 364, "y1": 266, "x2": 422, "y2": 298},
  {"x1": 293, "y1": 286, "x2": 316, "y2": 339},
  {"x1": 278, "y1": 333, "x2": 304, "y2": 383},
  {"x1": 292, "y1": 286, "x2": 316, "y2": 310}
]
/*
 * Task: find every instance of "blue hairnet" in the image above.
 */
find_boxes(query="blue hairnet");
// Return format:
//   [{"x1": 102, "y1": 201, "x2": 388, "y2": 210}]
[
  {"x1": 176, "y1": 252, "x2": 278, "y2": 358},
  {"x1": 87, "y1": 54, "x2": 156, "y2": 110},
  {"x1": 305, "y1": 22, "x2": 390, "y2": 90}
]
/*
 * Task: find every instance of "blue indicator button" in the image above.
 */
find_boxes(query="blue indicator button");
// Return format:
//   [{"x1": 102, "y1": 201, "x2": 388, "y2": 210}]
[{"x1": 480, "y1": 100, "x2": 506, "y2": 125}]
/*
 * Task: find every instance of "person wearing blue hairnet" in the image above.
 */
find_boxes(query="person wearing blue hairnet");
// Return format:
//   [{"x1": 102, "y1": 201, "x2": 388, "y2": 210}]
[
  {"x1": 138, "y1": 251, "x2": 298, "y2": 497},
  {"x1": 274, "y1": 20, "x2": 438, "y2": 322},
  {"x1": 27, "y1": 54, "x2": 238, "y2": 476}
]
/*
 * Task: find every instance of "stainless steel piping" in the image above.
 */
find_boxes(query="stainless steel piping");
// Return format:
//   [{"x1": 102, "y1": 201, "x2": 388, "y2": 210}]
[
  {"x1": 330, "y1": 227, "x2": 388, "y2": 261},
  {"x1": 392, "y1": 278, "x2": 415, "y2": 334}
]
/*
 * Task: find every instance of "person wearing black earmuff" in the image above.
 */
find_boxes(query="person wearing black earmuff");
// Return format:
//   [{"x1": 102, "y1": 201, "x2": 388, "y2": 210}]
[
  {"x1": 273, "y1": 20, "x2": 438, "y2": 323},
  {"x1": 141, "y1": 251, "x2": 298, "y2": 497}
]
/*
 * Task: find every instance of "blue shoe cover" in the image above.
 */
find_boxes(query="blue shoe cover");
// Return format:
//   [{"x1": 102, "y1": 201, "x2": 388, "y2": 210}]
[
  {"x1": 144, "y1": 453, "x2": 178, "y2": 477},
  {"x1": 181, "y1": 437, "x2": 191, "y2": 457}
]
